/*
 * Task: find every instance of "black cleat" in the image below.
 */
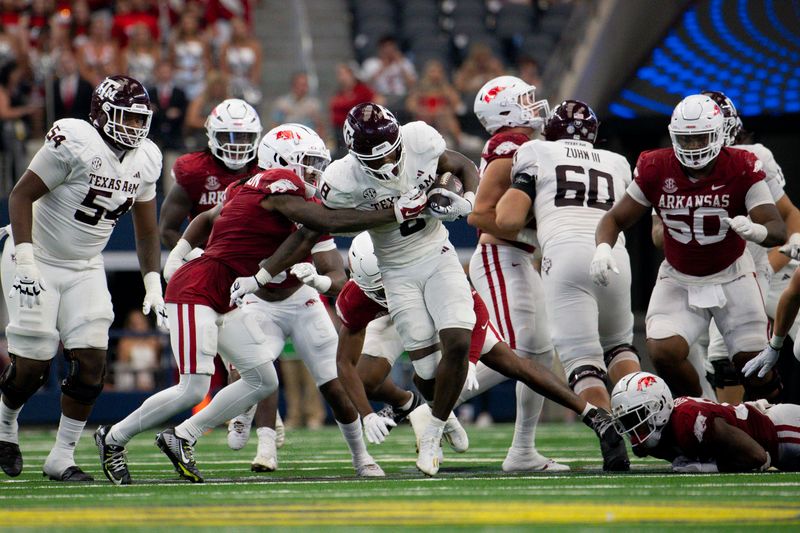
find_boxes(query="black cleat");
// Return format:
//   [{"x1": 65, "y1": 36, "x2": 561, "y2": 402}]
[
  {"x1": 0, "y1": 440, "x2": 22, "y2": 477},
  {"x1": 155, "y1": 428, "x2": 204, "y2": 483},
  {"x1": 583, "y1": 407, "x2": 631, "y2": 472},
  {"x1": 95, "y1": 425, "x2": 131, "y2": 485},
  {"x1": 44, "y1": 465, "x2": 94, "y2": 482},
  {"x1": 377, "y1": 391, "x2": 426, "y2": 431}
]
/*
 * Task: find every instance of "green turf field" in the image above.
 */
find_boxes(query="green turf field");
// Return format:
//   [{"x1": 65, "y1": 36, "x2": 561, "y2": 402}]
[{"x1": 2, "y1": 422, "x2": 799, "y2": 531}]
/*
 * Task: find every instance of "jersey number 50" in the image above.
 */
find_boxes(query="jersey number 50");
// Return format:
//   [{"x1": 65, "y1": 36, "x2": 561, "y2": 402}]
[
  {"x1": 661, "y1": 207, "x2": 729, "y2": 245},
  {"x1": 74, "y1": 188, "x2": 133, "y2": 226},
  {"x1": 554, "y1": 165, "x2": 615, "y2": 211}
]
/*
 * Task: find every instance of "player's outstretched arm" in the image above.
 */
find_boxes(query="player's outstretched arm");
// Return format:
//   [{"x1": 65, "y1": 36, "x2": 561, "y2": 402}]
[
  {"x1": 596, "y1": 193, "x2": 648, "y2": 247},
  {"x1": 309, "y1": 248, "x2": 347, "y2": 296},
  {"x1": 495, "y1": 169, "x2": 534, "y2": 233},
  {"x1": 159, "y1": 182, "x2": 194, "y2": 248},
  {"x1": 132, "y1": 199, "x2": 168, "y2": 328},
  {"x1": 709, "y1": 417, "x2": 771, "y2": 472},
  {"x1": 466, "y1": 158, "x2": 523, "y2": 240},
  {"x1": 728, "y1": 201, "x2": 786, "y2": 247},
  {"x1": 437, "y1": 149, "x2": 479, "y2": 195},
  {"x1": 335, "y1": 325, "x2": 375, "y2": 419},
  {"x1": 264, "y1": 191, "x2": 425, "y2": 233}
]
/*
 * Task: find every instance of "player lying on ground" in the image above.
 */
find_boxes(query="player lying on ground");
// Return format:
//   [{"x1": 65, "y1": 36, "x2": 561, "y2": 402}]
[
  {"x1": 611, "y1": 372, "x2": 800, "y2": 472},
  {"x1": 332, "y1": 232, "x2": 622, "y2": 471}
]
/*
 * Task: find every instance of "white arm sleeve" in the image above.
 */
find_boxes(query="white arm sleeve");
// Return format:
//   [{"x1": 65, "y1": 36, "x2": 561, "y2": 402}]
[
  {"x1": 626, "y1": 181, "x2": 651, "y2": 207},
  {"x1": 745, "y1": 180, "x2": 775, "y2": 211}
]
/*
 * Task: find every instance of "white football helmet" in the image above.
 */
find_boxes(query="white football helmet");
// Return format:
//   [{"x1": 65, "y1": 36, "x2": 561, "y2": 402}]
[
  {"x1": 206, "y1": 98, "x2": 262, "y2": 170},
  {"x1": 610, "y1": 372, "x2": 674, "y2": 449},
  {"x1": 348, "y1": 232, "x2": 386, "y2": 306},
  {"x1": 474, "y1": 75, "x2": 550, "y2": 134},
  {"x1": 668, "y1": 94, "x2": 725, "y2": 169},
  {"x1": 257, "y1": 123, "x2": 331, "y2": 198}
]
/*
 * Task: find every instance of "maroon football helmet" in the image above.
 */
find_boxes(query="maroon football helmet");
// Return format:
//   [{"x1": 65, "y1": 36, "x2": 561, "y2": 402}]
[
  {"x1": 544, "y1": 100, "x2": 599, "y2": 144},
  {"x1": 343, "y1": 102, "x2": 403, "y2": 181},
  {"x1": 700, "y1": 90, "x2": 740, "y2": 146},
  {"x1": 90, "y1": 75, "x2": 153, "y2": 149}
]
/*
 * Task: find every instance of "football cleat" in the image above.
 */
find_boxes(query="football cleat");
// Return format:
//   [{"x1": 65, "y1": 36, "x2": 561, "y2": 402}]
[
  {"x1": 227, "y1": 404, "x2": 257, "y2": 451},
  {"x1": 408, "y1": 403, "x2": 433, "y2": 450},
  {"x1": 250, "y1": 433, "x2": 278, "y2": 472},
  {"x1": 583, "y1": 407, "x2": 631, "y2": 472},
  {"x1": 502, "y1": 447, "x2": 570, "y2": 472},
  {"x1": 94, "y1": 425, "x2": 131, "y2": 485},
  {"x1": 442, "y1": 411, "x2": 469, "y2": 453},
  {"x1": 275, "y1": 412, "x2": 285, "y2": 448},
  {"x1": 155, "y1": 429, "x2": 204, "y2": 483},
  {"x1": 355, "y1": 461, "x2": 385, "y2": 477},
  {"x1": 43, "y1": 465, "x2": 94, "y2": 482},
  {"x1": 416, "y1": 434, "x2": 442, "y2": 476},
  {"x1": 383, "y1": 391, "x2": 425, "y2": 428},
  {"x1": 0, "y1": 440, "x2": 22, "y2": 477}
]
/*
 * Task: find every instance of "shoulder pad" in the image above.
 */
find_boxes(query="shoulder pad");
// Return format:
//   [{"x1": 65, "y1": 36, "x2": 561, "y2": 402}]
[{"x1": 401, "y1": 121, "x2": 446, "y2": 156}]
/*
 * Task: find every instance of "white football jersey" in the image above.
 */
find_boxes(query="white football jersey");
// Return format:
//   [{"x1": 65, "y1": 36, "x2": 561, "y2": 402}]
[
  {"x1": 733, "y1": 143, "x2": 786, "y2": 273},
  {"x1": 320, "y1": 121, "x2": 447, "y2": 268},
  {"x1": 27, "y1": 119, "x2": 161, "y2": 261},
  {"x1": 512, "y1": 139, "x2": 632, "y2": 250}
]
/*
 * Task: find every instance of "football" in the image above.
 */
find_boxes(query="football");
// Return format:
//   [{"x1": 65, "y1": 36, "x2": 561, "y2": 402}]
[{"x1": 428, "y1": 172, "x2": 464, "y2": 209}]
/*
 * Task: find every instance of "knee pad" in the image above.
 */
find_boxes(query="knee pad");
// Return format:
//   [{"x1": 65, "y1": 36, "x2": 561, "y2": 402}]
[
  {"x1": 0, "y1": 354, "x2": 50, "y2": 405},
  {"x1": 412, "y1": 351, "x2": 441, "y2": 380},
  {"x1": 744, "y1": 370, "x2": 783, "y2": 401},
  {"x1": 568, "y1": 365, "x2": 608, "y2": 395},
  {"x1": 707, "y1": 359, "x2": 742, "y2": 388},
  {"x1": 60, "y1": 350, "x2": 105, "y2": 405},
  {"x1": 604, "y1": 344, "x2": 640, "y2": 372}
]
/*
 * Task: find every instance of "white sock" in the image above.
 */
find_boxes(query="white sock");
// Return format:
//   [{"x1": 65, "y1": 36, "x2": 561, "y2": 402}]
[
  {"x1": 0, "y1": 399, "x2": 21, "y2": 444},
  {"x1": 45, "y1": 415, "x2": 86, "y2": 471},
  {"x1": 510, "y1": 381, "x2": 544, "y2": 451},
  {"x1": 257, "y1": 426, "x2": 276, "y2": 442},
  {"x1": 399, "y1": 393, "x2": 414, "y2": 411},
  {"x1": 336, "y1": 418, "x2": 371, "y2": 466},
  {"x1": 108, "y1": 374, "x2": 210, "y2": 447}
]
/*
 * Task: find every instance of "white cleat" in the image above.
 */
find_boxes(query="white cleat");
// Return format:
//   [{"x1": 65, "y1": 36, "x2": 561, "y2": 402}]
[
  {"x1": 355, "y1": 461, "x2": 385, "y2": 477},
  {"x1": 250, "y1": 436, "x2": 278, "y2": 472},
  {"x1": 501, "y1": 447, "x2": 570, "y2": 473},
  {"x1": 408, "y1": 403, "x2": 433, "y2": 449},
  {"x1": 275, "y1": 412, "x2": 285, "y2": 449},
  {"x1": 227, "y1": 404, "x2": 256, "y2": 451},
  {"x1": 416, "y1": 434, "x2": 442, "y2": 476},
  {"x1": 442, "y1": 411, "x2": 469, "y2": 453}
]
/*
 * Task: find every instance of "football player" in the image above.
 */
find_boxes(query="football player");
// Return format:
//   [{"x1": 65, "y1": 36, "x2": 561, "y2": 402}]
[
  {"x1": 335, "y1": 232, "x2": 621, "y2": 469},
  {"x1": 317, "y1": 102, "x2": 480, "y2": 476},
  {"x1": 95, "y1": 123, "x2": 425, "y2": 484},
  {"x1": 494, "y1": 100, "x2": 636, "y2": 471},
  {"x1": 611, "y1": 372, "x2": 800, "y2": 472},
  {"x1": 593, "y1": 94, "x2": 786, "y2": 400},
  {"x1": 0, "y1": 75, "x2": 165, "y2": 481},
  {"x1": 467, "y1": 76, "x2": 565, "y2": 471}
]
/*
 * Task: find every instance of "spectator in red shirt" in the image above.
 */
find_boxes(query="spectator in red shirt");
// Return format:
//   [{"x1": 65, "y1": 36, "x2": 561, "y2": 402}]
[{"x1": 329, "y1": 63, "x2": 380, "y2": 156}]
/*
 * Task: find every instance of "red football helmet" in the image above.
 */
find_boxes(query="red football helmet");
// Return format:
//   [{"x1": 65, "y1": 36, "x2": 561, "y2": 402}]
[
  {"x1": 544, "y1": 100, "x2": 599, "y2": 144},
  {"x1": 343, "y1": 102, "x2": 403, "y2": 182},
  {"x1": 90, "y1": 75, "x2": 153, "y2": 149}
]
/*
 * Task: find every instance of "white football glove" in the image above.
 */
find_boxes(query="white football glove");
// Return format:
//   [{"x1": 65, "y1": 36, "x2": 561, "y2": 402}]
[
  {"x1": 229, "y1": 268, "x2": 272, "y2": 307},
  {"x1": 779, "y1": 233, "x2": 800, "y2": 260},
  {"x1": 427, "y1": 191, "x2": 475, "y2": 222},
  {"x1": 743, "y1": 338, "x2": 783, "y2": 378},
  {"x1": 163, "y1": 239, "x2": 191, "y2": 282},
  {"x1": 142, "y1": 272, "x2": 168, "y2": 329},
  {"x1": 10, "y1": 242, "x2": 46, "y2": 308},
  {"x1": 590, "y1": 243, "x2": 619, "y2": 287},
  {"x1": 393, "y1": 187, "x2": 428, "y2": 223},
  {"x1": 671, "y1": 455, "x2": 718, "y2": 473},
  {"x1": 290, "y1": 262, "x2": 332, "y2": 293},
  {"x1": 722, "y1": 216, "x2": 768, "y2": 244},
  {"x1": 362, "y1": 412, "x2": 397, "y2": 444},
  {"x1": 465, "y1": 361, "x2": 479, "y2": 392}
]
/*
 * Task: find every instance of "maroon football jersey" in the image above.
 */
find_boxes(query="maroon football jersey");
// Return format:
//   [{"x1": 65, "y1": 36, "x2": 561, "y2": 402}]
[
  {"x1": 479, "y1": 131, "x2": 536, "y2": 252},
  {"x1": 335, "y1": 280, "x2": 491, "y2": 363},
  {"x1": 172, "y1": 150, "x2": 260, "y2": 218},
  {"x1": 166, "y1": 168, "x2": 307, "y2": 312},
  {"x1": 666, "y1": 397, "x2": 778, "y2": 461},
  {"x1": 635, "y1": 147, "x2": 766, "y2": 276}
]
